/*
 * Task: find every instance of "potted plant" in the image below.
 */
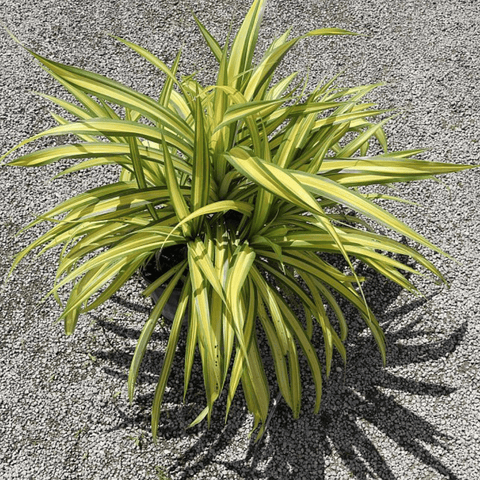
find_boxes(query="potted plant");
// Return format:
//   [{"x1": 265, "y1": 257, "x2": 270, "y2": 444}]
[{"x1": 2, "y1": 0, "x2": 474, "y2": 440}]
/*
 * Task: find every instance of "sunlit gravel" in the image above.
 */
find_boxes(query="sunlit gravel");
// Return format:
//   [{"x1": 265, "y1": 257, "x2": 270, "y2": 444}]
[{"x1": 1, "y1": 0, "x2": 479, "y2": 479}]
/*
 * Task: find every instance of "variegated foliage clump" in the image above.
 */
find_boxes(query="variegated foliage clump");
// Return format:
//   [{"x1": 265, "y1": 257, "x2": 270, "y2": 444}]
[{"x1": 3, "y1": 0, "x2": 472, "y2": 439}]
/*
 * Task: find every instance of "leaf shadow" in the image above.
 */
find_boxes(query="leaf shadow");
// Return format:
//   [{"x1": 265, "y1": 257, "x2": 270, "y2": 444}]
[
  {"x1": 86, "y1": 252, "x2": 466, "y2": 479},
  {"x1": 217, "y1": 258, "x2": 465, "y2": 479},
  {"x1": 225, "y1": 314, "x2": 465, "y2": 480}
]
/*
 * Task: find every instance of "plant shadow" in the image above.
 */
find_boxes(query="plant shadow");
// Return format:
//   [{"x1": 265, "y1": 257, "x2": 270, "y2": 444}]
[
  {"x1": 88, "y1": 257, "x2": 466, "y2": 480},
  {"x1": 229, "y1": 316, "x2": 465, "y2": 480}
]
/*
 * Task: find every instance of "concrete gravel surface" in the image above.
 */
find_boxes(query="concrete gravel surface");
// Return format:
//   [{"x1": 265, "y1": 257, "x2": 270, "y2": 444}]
[{"x1": 0, "y1": 0, "x2": 479, "y2": 479}]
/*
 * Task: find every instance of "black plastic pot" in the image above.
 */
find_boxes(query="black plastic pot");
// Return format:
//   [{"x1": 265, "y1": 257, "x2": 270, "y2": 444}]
[{"x1": 140, "y1": 245, "x2": 188, "y2": 322}]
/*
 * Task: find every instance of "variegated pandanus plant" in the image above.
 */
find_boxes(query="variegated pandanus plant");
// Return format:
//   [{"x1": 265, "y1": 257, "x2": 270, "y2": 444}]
[{"x1": 2, "y1": 0, "x2": 474, "y2": 440}]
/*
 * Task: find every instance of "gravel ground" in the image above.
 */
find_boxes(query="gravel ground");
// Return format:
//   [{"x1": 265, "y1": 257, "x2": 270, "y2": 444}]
[{"x1": 1, "y1": 0, "x2": 479, "y2": 479}]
